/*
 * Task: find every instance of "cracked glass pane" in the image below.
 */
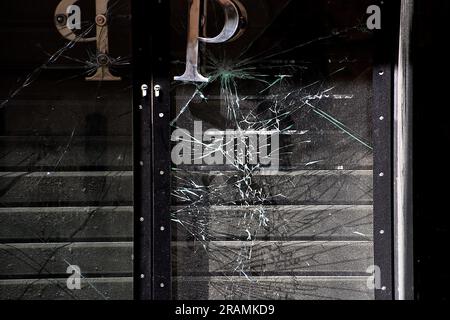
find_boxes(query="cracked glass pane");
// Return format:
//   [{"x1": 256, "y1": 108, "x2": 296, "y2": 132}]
[
  {"x1": 0, "y1": 0, "x2": 385, "y2": 301},
  {"x1": 0, "y1": 0, "x2": 133, "y2": 299},
  {"x1": 170, "y1": 0, "x2": 377, "y2": 300}
]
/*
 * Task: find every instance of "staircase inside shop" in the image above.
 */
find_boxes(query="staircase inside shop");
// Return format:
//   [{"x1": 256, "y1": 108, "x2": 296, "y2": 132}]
[{"x1": 0, "y1": 77, "x2": 134, "y2": 300}]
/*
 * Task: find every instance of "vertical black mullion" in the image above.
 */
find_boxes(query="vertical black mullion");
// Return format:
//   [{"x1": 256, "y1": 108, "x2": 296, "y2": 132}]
[
  {"x1": 151, "y1": 0, "x2": 172, "y2": 300},
  {"x1": 133, "y1": 0, "x2": 153, "y2": 300},
  {"x1": 373, "y1": 0, "x2": 400, "y2": 300}
]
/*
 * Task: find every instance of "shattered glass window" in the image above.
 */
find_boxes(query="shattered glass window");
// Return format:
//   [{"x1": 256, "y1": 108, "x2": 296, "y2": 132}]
[
  {"x1": 0, "y1": 0, "x2": 386, "y2": 301},
  {"x1": 0, "y1": 0, "x2": 133, "y2": 299},
  {"x1": 170, "y1": 0, "x2": 377, "y2": 300}
]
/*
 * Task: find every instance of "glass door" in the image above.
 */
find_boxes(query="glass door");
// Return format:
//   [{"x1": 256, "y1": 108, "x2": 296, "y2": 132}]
[
  {"x1": 0, "y1": 0, "x2": 134, "y2": 299},
  {"x1": 168, "y1": 0, "x2": 395, "y2": 300},
  {"x1": 0, "y1": 0, "x2": 397, "y2": 301}
]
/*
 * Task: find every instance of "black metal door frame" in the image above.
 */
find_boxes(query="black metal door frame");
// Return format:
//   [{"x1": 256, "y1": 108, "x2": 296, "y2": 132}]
[
  {"x1": 372, "y1": 0, "x2": 402, "y2": 300},
  {"x1": 133, "y1": 0, "x2": 171, "y2": 300},
  {"x1": 132, "y1": 0, "x2": 400, "y2": 301},
  {"x1": 371, "y1": 0, "x2": 400, "y2": 301}
]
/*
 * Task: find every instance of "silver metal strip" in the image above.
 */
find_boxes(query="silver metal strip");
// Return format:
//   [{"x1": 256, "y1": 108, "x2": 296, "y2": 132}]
[{"x1": 394, "y1": 0, "x2": 414, "y2": 300}]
